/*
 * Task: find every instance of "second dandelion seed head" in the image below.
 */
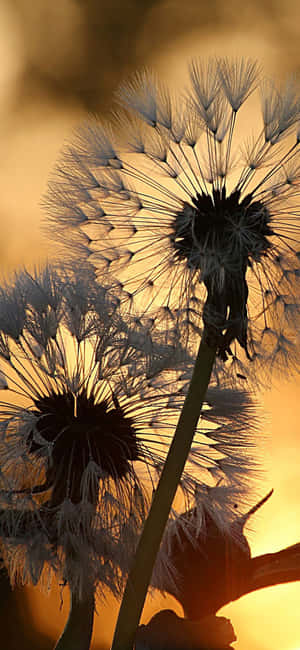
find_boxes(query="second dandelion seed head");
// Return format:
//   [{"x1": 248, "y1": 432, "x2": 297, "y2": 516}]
[{"x1": 0, "y1": 265, "x2": 261, "y2": 597}]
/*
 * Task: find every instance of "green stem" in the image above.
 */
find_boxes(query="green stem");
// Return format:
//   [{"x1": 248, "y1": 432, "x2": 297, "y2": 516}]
[
  {"x1": 111, "y1": 333, "x2": 216, "y2": 650},
  {"x1": 54, "y1": 587, "x2": 95, "y2": 650}
]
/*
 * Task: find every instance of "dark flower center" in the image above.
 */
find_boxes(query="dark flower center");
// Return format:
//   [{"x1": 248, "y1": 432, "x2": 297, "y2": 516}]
[
  {"x1": 28, "y1": 390, "x2": 139, "y2": 505},
  {"x1": 172, "y1": 188, "x2": 273, "y2": 268},
  {"x1": 171, "y1": 188, "x2": 273, "y2": 359}
]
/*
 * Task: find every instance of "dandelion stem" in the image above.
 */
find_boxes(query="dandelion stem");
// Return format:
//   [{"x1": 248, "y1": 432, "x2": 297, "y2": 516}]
[
  {"x1": 54, "y1": 587, "x2": 95, "y2": 650},
  {"x1": 111, "y1": 332, "x2": 217, "y2": 650}
]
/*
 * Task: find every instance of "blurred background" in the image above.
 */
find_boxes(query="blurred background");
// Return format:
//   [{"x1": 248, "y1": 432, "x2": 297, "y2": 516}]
[{"x1": 0, "y1": 0, "x2": 300, "y2": 648}]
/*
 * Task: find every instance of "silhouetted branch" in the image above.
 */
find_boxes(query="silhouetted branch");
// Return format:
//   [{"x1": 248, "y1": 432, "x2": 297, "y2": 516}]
[{"x1": 239, "y1": 542, "x2": 300, "y2": 597}]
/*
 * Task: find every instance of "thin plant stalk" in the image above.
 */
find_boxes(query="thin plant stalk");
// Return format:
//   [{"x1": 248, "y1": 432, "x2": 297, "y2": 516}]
[
  {"x1": 111, "y1": 332, "x2": 217, "y2": 650},
  {"x1": 54, "y1": 587, "x2": 95, "y2": 650}
]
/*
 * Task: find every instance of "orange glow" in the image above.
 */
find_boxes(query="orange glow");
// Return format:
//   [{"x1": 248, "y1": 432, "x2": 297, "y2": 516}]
[{"x1": 1, "y1": 4, "x2": 300, "y2": 648}]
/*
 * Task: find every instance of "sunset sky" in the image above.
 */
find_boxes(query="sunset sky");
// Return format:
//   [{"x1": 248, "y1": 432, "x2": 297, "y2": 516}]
[{"x1": 0, "y1": 1, "x2": 300, "y2": 648}]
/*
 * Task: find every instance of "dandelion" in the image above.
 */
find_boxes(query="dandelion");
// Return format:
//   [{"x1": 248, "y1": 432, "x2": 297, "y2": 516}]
[
  {"x1": 0, "y1": 265, "x2": 177, "y2": 593},
  {"x1": 0, "y1": 265, "x2": 260, "y2": 648},
  {"x1": 41, "y1": 58, "x2": 300, "y2": 649},
  {"x1": 44, "y1": 58, "x2": 300, "y2": 374}
]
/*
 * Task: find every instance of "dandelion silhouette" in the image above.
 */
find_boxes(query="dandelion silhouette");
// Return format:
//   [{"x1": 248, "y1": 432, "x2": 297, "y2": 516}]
[
  {"x1": 45, "y1": 58, "x2": 300, "y2": 374},
  {"x1": 0, "y1": 265, "x2": 261, "y2": 649},
  {"x1": 0, "y1": 265, "x2": 181, "y2": 592}
]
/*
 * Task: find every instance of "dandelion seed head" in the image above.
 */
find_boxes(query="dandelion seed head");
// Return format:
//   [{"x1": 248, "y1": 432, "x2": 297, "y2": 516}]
[
  {"x1": 0, "y1": 265, "x2": 261, "y2": 597},
  {"x1": 43, "y1": 58, "x2": 300, "y2": 380}
]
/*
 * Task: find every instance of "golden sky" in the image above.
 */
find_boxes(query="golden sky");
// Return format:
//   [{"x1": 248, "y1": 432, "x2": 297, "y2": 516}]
[{"x1": 1, "y1": 1, "x2": 300, "y2": 648}]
